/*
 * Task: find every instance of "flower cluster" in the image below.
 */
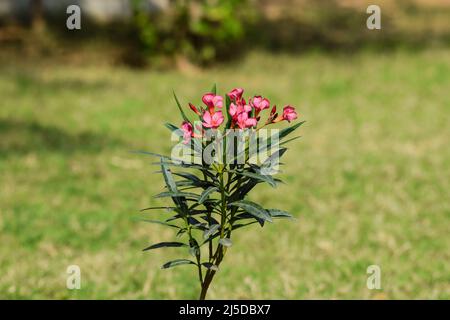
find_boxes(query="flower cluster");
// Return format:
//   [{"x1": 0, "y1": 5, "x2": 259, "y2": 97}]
[{"x1": 181, "y1": 88, "x2": 298, "y2": 144}]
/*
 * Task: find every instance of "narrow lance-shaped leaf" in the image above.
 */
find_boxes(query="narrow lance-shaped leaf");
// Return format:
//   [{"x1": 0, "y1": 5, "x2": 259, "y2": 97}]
[
  {"x1": 262, "y1": 148, "x2": 288, "y2": 167},
  {"x1": 143, "y1": 242, "x2": 187, "y2": 251},
  {"x1": 232, "y1": 220, "x2": 258, "y2": 230},
  {"x1": 279, "y1": 135, "x2": 302, "y2": 147},
  {"x1": 160, "y1": 159, "x2": 188, "y2": 213},
  {"x1": 172, "y1": 90, "x2": 189, "y2": 122},
  {"x1": 139, "y1": 219, "x2": 180, "y2": 229},
  {"x1": 203, "y1": 224, "x2": 220, "y2": 239},
  {"x1": 161, "y1": 159, "x2": 178, "y2": 193},
  {"x1": 229, "y1": 200, "x2": 273, "y2": 223},
  {"x1": 132, "y1": 150, "x2": 172, "y2": 161},
  {"x1": 267, "y1": 209, "x2": 294, "y2": 219},
  {"x1": 162, "y1": 259, "x2": 196, "y2": 269},
  {"x1": 165, "y1": 123, "x2": 182, "y2": 136},
  {"x1": 154, "y1": 191, "x2": 200, "y2": 200},
  {"x1": 247, "y1": 121, "x2": 305, "y2": 160},
  {"x1": 278, "y1": 121, "x2": 306, "y2": 141},
  {"x1": 232, "y1": 212, "x2": 265, "y2": 227},
  {"x1": 140, "y1": 206, "x2": 175, "y2": 212},
  {"x1": 229, "y1": 178, "x2": 259, "y2": 202},
  {"x1": 233, "y1": 170, "x2": 276, "y2": 188},
  {"x1": 198, "y1": 186, "x2": 218, "y2": 204}
]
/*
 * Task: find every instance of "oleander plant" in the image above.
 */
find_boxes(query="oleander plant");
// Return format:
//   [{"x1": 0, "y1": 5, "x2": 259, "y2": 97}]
[{"x1": 140, "y1": 86, "x2": 304, "y2": 299}]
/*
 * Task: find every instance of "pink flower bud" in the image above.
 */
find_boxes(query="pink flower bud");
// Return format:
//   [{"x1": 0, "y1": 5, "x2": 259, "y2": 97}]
[{"x1": 189, "y1": 103, "x2": 202, "y2": 116}]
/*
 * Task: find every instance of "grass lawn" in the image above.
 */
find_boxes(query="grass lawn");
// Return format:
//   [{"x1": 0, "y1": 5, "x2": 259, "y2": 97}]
[{"x1": 0, "y1": 49, "x2": 449, "y2": 299}]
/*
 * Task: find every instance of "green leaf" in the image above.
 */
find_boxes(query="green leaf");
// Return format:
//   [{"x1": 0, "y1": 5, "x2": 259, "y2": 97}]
[
  {"x1": 154, "y1": 191, "x2": 200, "y2": 200},
  {"x1": 201, "y1": 215, "x2": 219, "y2": 226},
  {"x1": 133, "y1": 150, "x2": 172, "y2": 161},
  {"x1": 279, "y1": 135, "x2": 302, "y2": 147},
  {"x1": 160, "y1": 159, "x2": 179, "y2": 194},
  {"x1": 219, "y1": 238, "x2": 232, "y2": 247},
  {"x1": 233, "y1": 170, "x2": 276, "y2": 188},
  {"x1": 267, "y1": 209, "x2": 294, "y2": 219},
  {"x1": 262, "y1": 148, "x2": 288, "y2": 167},
  {"x1": 278, "y1": 121, "x2": 306, "y2": 141},
  {"x1": 166, "y1": 210, "x2": 205, "y2": 222},
  {"x1": 176, "y1": 229, "x2": 187, "y2": 238},
  {"x1": 203, "y1": 224, "x2": 220, "y2": 239},
  {"x1": 160, "y1": 159, "x2": 189, "y2": 214},
  {"x1": 173, "y1": 172, "x2": 201, "y2": 183},
  {"x1": 172, "y1": 90, "x2": 189, "y2": 122},
  {"x1": 187, "y1": 216, "x2": 204, "y2": 228},
  {"x1": 232, "y1": 212, "x2": 265, "y2": 227},
  {"x1": 211, "y1": 83, "x2": 217, "y2": 95},
  {"x1": 164, "y1": 122, "x2": 181, "y2": 135},
  {"x1": 198, "y1": 186, "x2": 218, "y2": 204},
  {"x1": 162, "y1": 259, "x2": 196, "y2": 269},
  {"x1": 229, "y1": 179, "x2": 259, "y2": 202},
  {"x1": 230, "y1": 200, "x2": 273, "y2": 223},
  {"x1": 173, "y1": 172, "x2": 214, "y2": 188},
  {"x1": 232, "y1": 221, "x2": 258, "y2": 230},
  {"x1": 140, "y1": 206, "x2": 175, "y2": 212},
  {"x1": 143, "y1": 242, "x2": 187, "y2": 251},
  {"x1": 258, "y1": 121, "x2": 305, "y2": 149},
  {"x1": 139, "y1": 219, "x2": 180, "y2": 228}
]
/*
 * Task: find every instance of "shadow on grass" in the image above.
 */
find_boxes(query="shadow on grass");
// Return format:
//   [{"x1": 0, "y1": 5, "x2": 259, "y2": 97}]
[
  {"x1": 11, "y1": 71, "x2": 111, "y2": 94},
  {"x1": 246, "y1": 1, "x2": 450, "y2": 55},
  {"x1": 0, "y1": 119, "x2": 124, "y2": 157}
]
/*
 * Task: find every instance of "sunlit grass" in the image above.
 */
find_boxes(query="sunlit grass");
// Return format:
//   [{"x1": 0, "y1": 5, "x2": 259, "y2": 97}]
[{"x1": 0, "y1": 49, "x2": 449, "y2": 299}]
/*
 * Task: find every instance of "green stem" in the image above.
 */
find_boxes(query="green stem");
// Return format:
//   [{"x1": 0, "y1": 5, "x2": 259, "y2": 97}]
[{"x1": 199, "y1": 166, "x2": 231, "y2": 300}]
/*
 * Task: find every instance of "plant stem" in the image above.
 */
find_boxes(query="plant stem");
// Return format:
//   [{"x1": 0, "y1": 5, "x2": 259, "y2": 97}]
[
  {"x1": 199, "y1": 166, "x2": 231, "y2": 300},
  {"x1": 199, "y1": 270, "x2": 215, "y2": 300}
]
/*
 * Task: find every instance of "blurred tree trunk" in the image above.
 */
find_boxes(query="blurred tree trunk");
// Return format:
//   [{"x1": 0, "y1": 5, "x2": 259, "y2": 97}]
[{"x1": 31, "y1": 0, "x2": 45, "y2": 32}]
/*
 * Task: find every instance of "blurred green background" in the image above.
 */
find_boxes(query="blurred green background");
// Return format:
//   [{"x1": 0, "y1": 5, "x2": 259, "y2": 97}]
[{"x1": 0, "y1": 0, "x2": 449, "y2": 299}]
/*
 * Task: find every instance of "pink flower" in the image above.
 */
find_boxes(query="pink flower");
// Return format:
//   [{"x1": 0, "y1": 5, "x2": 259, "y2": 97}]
[
  {"x1": 282, "y1": 105, "x2": 298, "y2": 122},
  {"x1": 229, "y1": 102, "x2": 252, "y2": 117},
  {"x1": 181, "y1": 121, "x2": 193, "y2": 144},
  {"x1": 227, "y1": 88, "x2": 244, "y2": 101},
  {"x1": 202, "y1": 110, "x2": 224, "y2": 129},
  {"x1": 202, "y1": 93, "x2": 223, "y2": 113},
  {"x1": 236, "y1": 112, "x2": 257, "y2": 129},
  {"x1": 250, "y1": 96, "x2": 270, "y2": 112}
]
